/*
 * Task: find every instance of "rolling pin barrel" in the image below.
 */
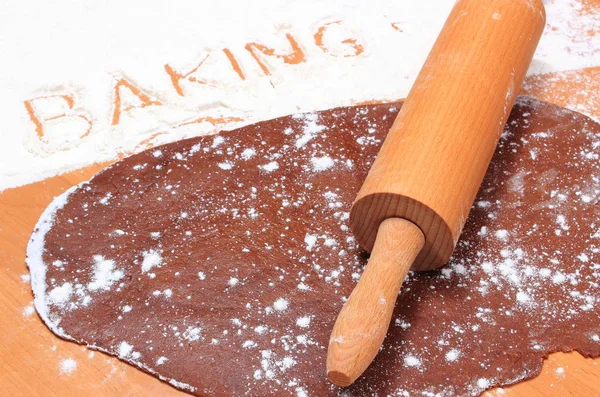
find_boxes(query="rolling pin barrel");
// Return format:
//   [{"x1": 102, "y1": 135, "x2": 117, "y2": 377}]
[
  {"x1": 328, "y1": 0, "x2": 546, "y2": 387},
  {"x1": 352, "y1": 0, "x2": 546, "y2": 271}
]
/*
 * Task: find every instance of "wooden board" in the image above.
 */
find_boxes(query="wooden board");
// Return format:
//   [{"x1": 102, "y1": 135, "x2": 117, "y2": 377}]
[{"x1": 1, "y1": 67, "x2": 600, "y2": 396}]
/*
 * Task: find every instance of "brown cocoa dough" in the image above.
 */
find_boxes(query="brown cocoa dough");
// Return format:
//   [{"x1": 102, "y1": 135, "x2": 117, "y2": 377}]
[{"x1": 27, "y1": 97, "x2": 600, "y2": 396}]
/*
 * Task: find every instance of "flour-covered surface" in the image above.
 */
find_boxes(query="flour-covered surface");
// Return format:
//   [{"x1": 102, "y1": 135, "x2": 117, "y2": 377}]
[
  {"x1": 27, "y1": 98, "x2": 600, "y2": 396},
  {"x1": 2, "y1": 0, "x2": 600, "y2": 191},
  {"x1": 523, "y1": 68, "x2": 600, "y2": 123}
]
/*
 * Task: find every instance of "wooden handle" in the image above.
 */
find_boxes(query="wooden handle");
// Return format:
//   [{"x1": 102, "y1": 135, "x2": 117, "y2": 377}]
[
  {"x1": 327, "y1": 218, "x2": 425, "y2": 386},
  {"x1": 350, "y1": 0, "x2": 545, "y2": 271}
]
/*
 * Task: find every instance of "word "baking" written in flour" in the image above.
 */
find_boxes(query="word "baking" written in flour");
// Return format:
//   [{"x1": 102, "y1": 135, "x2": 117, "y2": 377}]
[{"x1": 23, "y1": 19, "x2": 404, "y2": 157}]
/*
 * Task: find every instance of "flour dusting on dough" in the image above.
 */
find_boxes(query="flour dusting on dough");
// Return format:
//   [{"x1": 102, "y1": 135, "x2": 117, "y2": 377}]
[{"x1": 26, "y1": 99, "x2": 600, "y2": 396}]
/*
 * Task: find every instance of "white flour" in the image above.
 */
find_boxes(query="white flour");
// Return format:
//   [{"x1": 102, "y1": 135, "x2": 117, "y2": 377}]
[
  {"x1": 1, "y1": 0, "x2": 599, "y2": 191},
  {"x1": 59, "y1": 358, "x2": 77, "y2": 375}
]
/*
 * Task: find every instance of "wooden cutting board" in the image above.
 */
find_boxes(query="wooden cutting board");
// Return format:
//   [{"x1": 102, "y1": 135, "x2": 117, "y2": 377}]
[{"x1": 1, "y1": 67, "x2": 600, "y2": 396}]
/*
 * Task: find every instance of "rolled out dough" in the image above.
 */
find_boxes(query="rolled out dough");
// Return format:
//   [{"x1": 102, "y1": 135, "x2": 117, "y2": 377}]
[{"x1": 27, "y1": 97, "x2": 600, "y2": 396}]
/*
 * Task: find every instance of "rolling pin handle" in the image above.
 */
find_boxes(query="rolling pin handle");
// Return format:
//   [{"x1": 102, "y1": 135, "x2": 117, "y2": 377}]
[{"x1": 326, "y1": 218, "x2": 425, "y2": 386}]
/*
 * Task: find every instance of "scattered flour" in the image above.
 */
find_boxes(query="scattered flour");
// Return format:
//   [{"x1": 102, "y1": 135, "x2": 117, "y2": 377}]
[
  {"x1": 118, "y1": 341, "x2": 134, "y2": 358},
  {"x1": 87, "y1": 256, "x2": 124, "y2": 291},
  {"x1": 22, "y1": 304, "x2": 36, "y2": 318},
  {"x1": 445, "y1": 348, "x2": 460, "y2": 362},
  {"x1": 59, "y1": 358, "x2": 77, "y2": 375},
  {"x1": 296, "y1": 316, "x2": 312, "y2": 328},
  {"x1": 156, "y1": 356, "x2": 168, "y2": 365},
  {"x1": 48, "y1": 282, "x2": 73, "y2": 307},
  {"x1": 273, "y1": 298, "x2": 289, "y2": 312},
  {"x1": 295, "y1": 114, "x2": 326, "y2": 148},
  {"x1": 141, "y1": 250, "x2": 163, "y2": 273},
  {"x1": 254, "y1": 325, "x2": 268, "y2": 335},
  {"x1": 241, "y1": 148, "x2": 256, "y2": 159},
  {"x1": 260, "y1": 162, "x2": 280, "y2": 173},
  {"x1": 495, "y1": 230, "x2": 509, "y2": 240},
  {"x1": 516, "y1": 291, "x2": 531, "y2": 304},
  {"x1": 552, "y1": 272, "x2": 567, "y2": 284},
  {"x1": 296, "y1": 387, "x2": 309, "y2": 397},
  {"x1": 403, "y1": 355, "x2": 422, "y2": 368},
  {"x1": 310, "y1": 156, "x2": 334, "y2": 172},
  {"x1": 183, "y1": 326, "x2": 203, "y2": 342},
  {"x1": 243, "y1": 340, "x2": 258, "y2": 349},
  {"x1": 218, "y1": 161, "x2": 234, "y2": 170},
  {"x1": 304, "y1": 234, "x2": 318, "y2": 251}
]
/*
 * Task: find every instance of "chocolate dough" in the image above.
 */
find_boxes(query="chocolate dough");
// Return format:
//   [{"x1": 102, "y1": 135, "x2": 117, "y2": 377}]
[{"x1": 27, "y1": 97, "x2": 600, "y2": 396}]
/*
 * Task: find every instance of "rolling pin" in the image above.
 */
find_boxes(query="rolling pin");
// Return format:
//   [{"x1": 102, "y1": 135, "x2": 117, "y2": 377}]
[{"x1": 327, "y1": 0, "x2": 546, "y2": 387}]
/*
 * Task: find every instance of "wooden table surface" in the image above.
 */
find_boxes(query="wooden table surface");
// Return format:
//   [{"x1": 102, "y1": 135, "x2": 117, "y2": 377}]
[{"x1": 2, "y1": 67, "x2": 600, "y2": 396}]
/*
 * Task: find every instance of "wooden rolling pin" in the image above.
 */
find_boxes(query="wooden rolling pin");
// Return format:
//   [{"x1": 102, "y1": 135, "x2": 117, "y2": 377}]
[{"x1": 327, "y1": 0, "x2": 546, "y2": 387}]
